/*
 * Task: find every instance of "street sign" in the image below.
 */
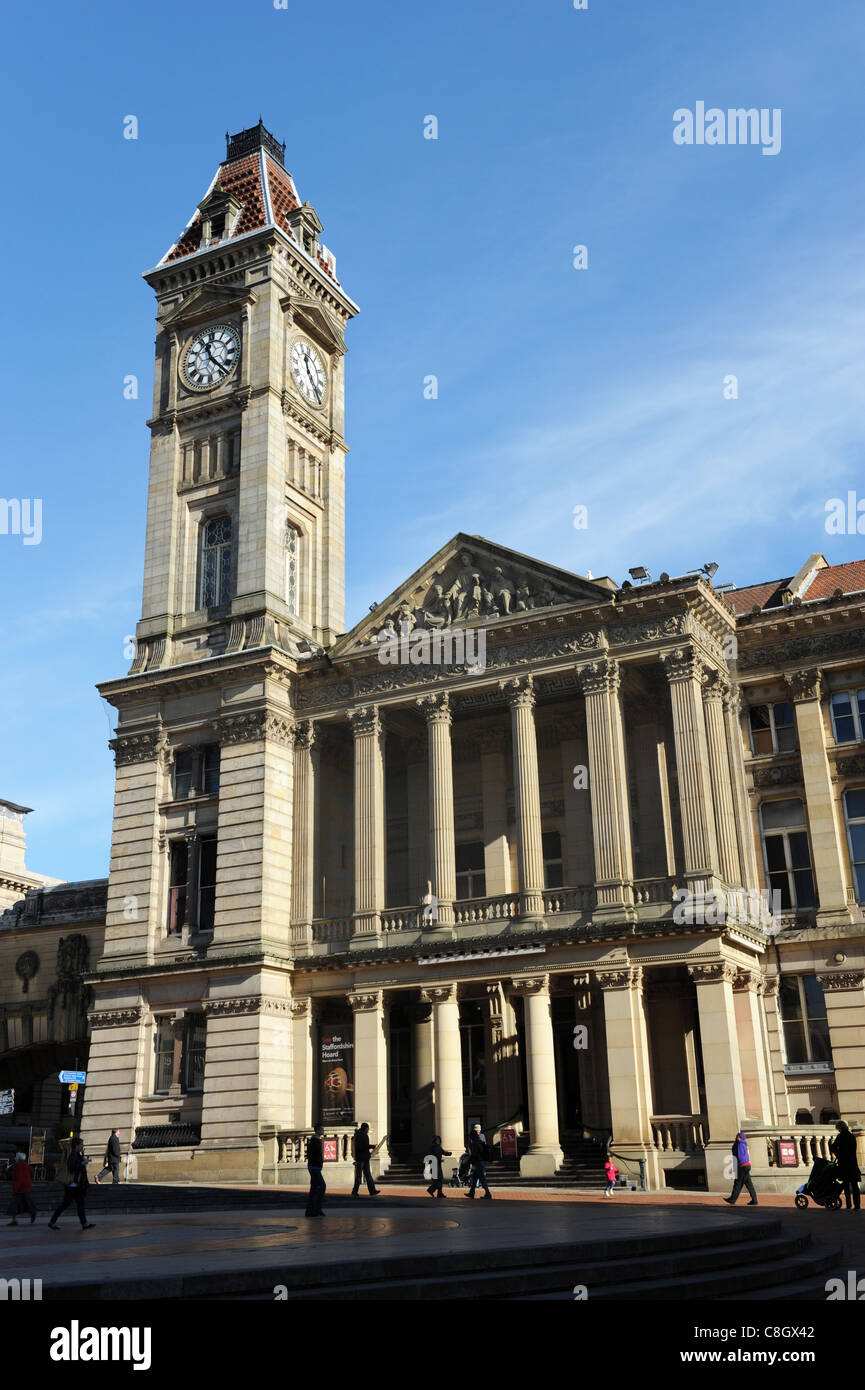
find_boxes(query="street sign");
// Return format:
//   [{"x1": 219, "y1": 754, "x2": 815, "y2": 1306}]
[
  {"x1": 322, "y1": 1138, "x2": 339, "y2": 1162},
  {"x1": 500, "y1": 1127, "x2": 518, "y2": 1158},
  {"x1": 0, "y1": 1089, "x2": 14, "y2": 1115},
  {"x1": 58, "y1": 1071, "x2": 86, "y2": 1085},
  {"x1": 776, "y1": 1139, "x2": 800, "y2": 1167}
]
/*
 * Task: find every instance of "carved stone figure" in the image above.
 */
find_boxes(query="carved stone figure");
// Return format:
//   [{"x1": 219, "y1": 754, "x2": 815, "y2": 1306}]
[{"x1": 491, "y1": 566, "x2": 514, "y2": 615}]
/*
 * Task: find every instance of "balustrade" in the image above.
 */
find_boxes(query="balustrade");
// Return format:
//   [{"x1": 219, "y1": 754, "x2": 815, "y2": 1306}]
[{"x1": 651, "y1": 1114, "x2": 707, "y2": 1152}]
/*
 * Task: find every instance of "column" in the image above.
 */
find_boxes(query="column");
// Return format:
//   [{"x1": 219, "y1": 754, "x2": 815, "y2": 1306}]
[
  {"x1": 291, "y1": 721, "x2": 317, "y2": 948},
  {"x1": 688, "y1": 961, "x2": 746, "y2": 1189},
  {"x1": 578, "y1": 659, "x2": 635, "y2": 916},
  {"x1": 421, "y1": 984, "x2": 464, "y2": 1156},
  {"x1": 348, "y1": 990, "x2": 390, "y2": 1161},
  {"x1": 631, "y1": 719, "x2": 675, "y2": 878},
  {"x1": 417, "y1": 693, "x2": 456, "y2": 927},
  {"x1": 511, "y1": 976, "x2": 563, "y2": 1176},
  {"x1": 410, "y1": 1000, "x2": 436, "y2": 1156},
  {"x1": 818, "y1": 970, "x2": 865, "y2": 1121},
  {"x1": 595, "y1": 966, "x2": 658, "y2": 1186},
  {"x1": 289, "y1": 997, "x2": 314, "y2": 1131},
  {"x1": 347, "y1": 705, "x2": 386, "y2": 939},
  {"x1": 760, "y1": 977, "x2": 791, "y2": 1123},
  {"x1": 786, "y1": 669, "x2": 854, "y2": 927},
  {"x1": 486, "y1": 983, "x2": 522, "y2": 1122},
  {"x1": 556, "y1": 712, "x2": 594, "y2": 887},
  {"x1": 701, "y1": 670, "x2": 742, "y2": 887},
  {"x1": 722, "y1": 684, "x2": 762, "y2": 893},
  {"x1": 478, "y1": 726, "x2": 512, "y2": 896},
  {"x1": 733, "y1": 970, "x2": 775, "y2": 1123},
  {"x1": 662, "y1": 646, "x2": 721, "y2": 898},
  {"x1": 500, "y1": 676, "x2": 545, "y2": 919},
  {"x1": 405, "y1": 738, "x2": 429, "y2": 904}
]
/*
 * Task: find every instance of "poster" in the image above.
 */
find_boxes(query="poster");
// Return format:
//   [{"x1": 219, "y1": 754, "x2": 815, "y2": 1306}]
[{"x1": 319, "y1": 1023, "x2": 354, "y2": 1123}]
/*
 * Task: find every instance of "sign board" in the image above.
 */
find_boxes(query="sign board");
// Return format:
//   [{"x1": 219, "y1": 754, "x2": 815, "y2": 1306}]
[
  {"x1": 776, "y1": 1139, "x2": 800, "y2": 1167},
  {"x1": 29, "y1": 1132, "x2": 46, "y2": 1165},
  {"x1": 500, "y1": 1127, "x2": 518, "y2": 1159},
  {"x1": 319, "y1": 1026, "x2": 354, "y2": 1124},
  {"x1": 322, "y1": 1138, "x2": 339, "y2": 1163},
  {"x1": 0, "y1": 1089, "x2": 13, "y2": 1116},
  {"x1": 59, "y1": 1071, "x2": 86, "y2": 1086}
]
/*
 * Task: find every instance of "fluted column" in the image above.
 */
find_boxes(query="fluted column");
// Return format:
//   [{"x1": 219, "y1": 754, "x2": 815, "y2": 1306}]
[
  {"x1": 786, "y1": 669, "x2": 854, "y2": 927},
  {"x1": 410, "y1": 1000, "x2": 436, "y2": 1156},
  {"x1": 348, "y1": 990, "x2": 389, "y2": 1159},
  {"x1": 417, "y1": 692, "x2": 455, "y2": 926},
  {"x1": 421, "y1": 984, "x2": 464, "y2": 1156},
  {"x1": 511, "y1": 976, "x2": 563, "y2": 1176},
  {"x1": 701, "y1": 671, "x2": 741, "y2": 887},
  {"x1": 290, "y1": 720, "x2": 317, "y2": 948},
  {"x1": 347, "y1": 705, "x2": 386, "y2": 938},
  {"x1": 500, "y1": 676, "x2": 545, "y2": 919},
  {"x1": 688, "y1": 960, "x2": 746, "y2": 1189},
  {"x1": 722, "y1": 683, "x2": 762, "y2": 893},
  {"x1": 478, "y1": 726, "x2": 512, "y2": 895},
  {"x1": 662, "y1": 646, "x2": 720, "y2": 897},
  {"x1": 577, "y1": 658, "x2": 634, "y2": 916}
]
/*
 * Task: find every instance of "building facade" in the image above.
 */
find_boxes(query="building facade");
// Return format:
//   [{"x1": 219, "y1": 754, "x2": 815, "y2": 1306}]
[{"x1": 3, "y1": 123, "x2": 864, "y2": 1190}]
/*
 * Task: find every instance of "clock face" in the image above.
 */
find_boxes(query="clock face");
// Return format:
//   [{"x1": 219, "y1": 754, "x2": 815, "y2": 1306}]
[
  {"x1": 181, "y1": 324, "x2": 240, "y2": 391},
  {"x1": 290, "y1": 338, "x2": 327, "y2": 406}
]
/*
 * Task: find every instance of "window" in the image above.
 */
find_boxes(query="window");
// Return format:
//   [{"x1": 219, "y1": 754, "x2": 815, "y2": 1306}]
[
  {"x1": 831, "y1": 689, "x2": 865, "y2": 744},
  {"x1": 455, "y1": 841, "x2": 486, "y2": 900},
  {"x1": 199, "y1": 515, "x2": 233, "y2": 608},
  {"x1": 172, "y1": 744, "x2": 220, "y2": 798},
  {"x1": 153, "y1": 1014, "x2": 206, "y2": 1094},
  {"x1": 198, "y1": 837, "x2": 217, "y2": 932},
  {"x1": 460, "y1": 1001, "x2": 487, "y2": 1097},
  {"x1": 843, "y1": 788, "x2": 865, "y2": 901},
  {"x1": 167, "y1": 841, "x2": 188, "y2": 935},
  {"x1": 760, "y1": 799, "x2": 816, "y2": 910},
  {"x1": 285, "y1": 519, "x2": 300, "y2": 615},
  {"x1": 543, "y1": 829, "x2": 564, "y2": 888},
  {"x1": 749, "y1": 702, "x2": 796, "y2": 755},
  {"x1": 779, "y1": 975, "x2": 832, "y2": 1065}
]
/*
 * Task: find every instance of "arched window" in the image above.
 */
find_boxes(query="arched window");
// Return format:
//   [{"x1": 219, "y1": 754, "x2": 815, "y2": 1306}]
[
  {"x1": 200, "y1": 515, "x2": 233, "y2": 608},
  {"x1": 285, "y1": 519, "x2": 300, "y2": 616}
]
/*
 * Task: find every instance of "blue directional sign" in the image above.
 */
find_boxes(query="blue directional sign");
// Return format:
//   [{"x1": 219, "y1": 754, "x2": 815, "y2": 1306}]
[{"x1": 59, "y1": 1070, "x2": 87, "y2": 1085}]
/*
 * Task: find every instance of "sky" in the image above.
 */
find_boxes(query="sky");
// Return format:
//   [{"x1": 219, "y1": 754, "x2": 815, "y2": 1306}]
[{"x1": 2, "y1": 0, "x2": 864, "y2": 881}]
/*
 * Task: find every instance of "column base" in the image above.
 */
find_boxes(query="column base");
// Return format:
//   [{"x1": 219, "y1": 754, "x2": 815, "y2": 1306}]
[
  {"x1": 703, "y1": 1141, "x2": 737, "y2": 1194},
  {"x1": 520, "y1": 1147, "x2": 563, "y2": 1178}
]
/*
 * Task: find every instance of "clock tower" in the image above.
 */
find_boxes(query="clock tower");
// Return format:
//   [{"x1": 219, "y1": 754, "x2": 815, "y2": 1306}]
[{"x1": 134, "y1": 119, "x2": 358, "y2": 670}]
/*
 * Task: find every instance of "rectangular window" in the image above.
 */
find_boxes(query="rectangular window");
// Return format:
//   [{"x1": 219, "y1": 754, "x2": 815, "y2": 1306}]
[
  {"x1": 200, "y1": 515, "x2": 233, "y2": 608},
  {"x1": 760, "y1": 799, "x2": 816, "y2": 910},
  {"x1": 154, "y1": 1017, "x2": 175, "y2": 1094},
  {"x1": 749, "y1": 702, "x2": 797, "y2": 755},
  {"x1": 198, "y1": 837, "x2": 217, "y2": 932},
  {"x1": 167, "y1": 841, "x2": 188, "y2": 935},
  {"x1": 167, "y1": 836, "x2": 218, "y2": 935},
  {"x1": 831, "y1": 689, "x2": 865, "y2": 744},
  {"x1": 455, "y1": 841, "x2": 486, "y2": 900},
  {"x1": 182, "y1": 1015, "x2": 207, "y2": 1092},
  {"x1": 779, "y1": 975, "x2": 832, "y2": 1066},
  {"x1": 172, "y1": 744, "x2": 220, "y2": 799},
  {"x1": 843, "y1": 788, "x2": 865, "y2": 901},
  {"x1": 543, "y1": 829, "x2": 564, "y2": 888}
]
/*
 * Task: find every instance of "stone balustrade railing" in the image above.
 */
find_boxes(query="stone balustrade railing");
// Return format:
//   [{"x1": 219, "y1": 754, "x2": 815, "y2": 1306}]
[
  {"x1": 453, "y1": 893, "x2": 520, "y2": 925},
  {"x1": 269, "y1": 1127, "x2": 359, "y2": 1165},
  {"x1": 634, "y1": 877, "x2": 677, "y2": 906},
  {"x1": 543, "y1": 885, "x2": 594, "y2": 914},
  {"x1": 652, "y1": 1114, "x2": 708, "y2": 1152},
  {"x1": 381, "y1": 906, "x2": 420, "y2": 932},
  {"x1": 748, "y1": 1126, "x2": 844, "y2": 1167},
  {"x1": 311, "y1": 916, "x2": 353, "y2": 943}
]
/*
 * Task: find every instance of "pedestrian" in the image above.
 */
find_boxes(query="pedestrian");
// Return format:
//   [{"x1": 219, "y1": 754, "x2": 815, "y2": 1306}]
[
  {"x1": 829, "y1": 1120, "x2": 862, "y2": 1210},
  {"x1": 426, "y1": 1135, "x2": 452, "y2": 1199},
  {"x1": 305, "y1": 1123, "x2": 326, "y2": 1218},
  {"x1": 6, "y1": 1152, "x2": 37, "y2": 1226},
  {"x1": 723, "y1": 1130, "x2": 758, "y2": 1206},
  {"x1": 48, "y1": 1138, "x2": 95, "y2": 1230},
  {"x1": 94, "y1": 1128, "x2": 122, "y2": 1185},
  {"x1": 603, "y1": 1156, "x2": 618, "y2": 1197},
  {"x1": 351, "y1": 1122, "x2": 381, "y2": 1196},
  {"x1": 467, "y1": 1123, "x2": 492, "y2": 1199}
]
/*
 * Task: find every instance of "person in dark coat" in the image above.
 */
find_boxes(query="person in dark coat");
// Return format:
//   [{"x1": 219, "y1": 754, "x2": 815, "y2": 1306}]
[
  {"x1": 467, "y1": 1123, "x2": 493, "y2": 1199},
  {"x1": 305, "y1": 1124, "x2": 326, "y2": 1217},
  {"x1": 6, "y1": 1153, "x2": 37, "y2": 1226},
  {"x1": 48, "y1": 1138, "x2": 95, "y2": 1230},
  {"x1": 723, "y1": 1131, "x2": 758, "y2": 1206},
  {"x1": 95, "y1": 1128, "x2": 122, "y2": 1185},
  {"x1": 830, "y1": 1120, "x2": 862, "y2": 1210},
  {"x1": 351, "y1": 1122, "x2": 380, "y2": 1196},
  {"x1": 426, "y1": 1135, "x2": 452, "y2": 1199}
]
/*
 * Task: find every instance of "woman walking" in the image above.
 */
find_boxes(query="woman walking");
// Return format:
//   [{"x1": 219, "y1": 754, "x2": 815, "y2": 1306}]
[
  {"x1": 48, "y1": 1138, "x2": 95, "y2": 1230},
  {"x1": 830, "y1": 1120, "x2": 861, "y2": 1210}
]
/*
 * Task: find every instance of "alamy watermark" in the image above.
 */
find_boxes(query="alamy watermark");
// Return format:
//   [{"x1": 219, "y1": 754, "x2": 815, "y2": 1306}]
[
  {"x1": 673, "y1": 887, "x2": 782, "y2": 929},
  {"x1": 673, "y1": 103, "x2": 781, "y2": 156},
  {"x1": 0, "y1": 498, "x2": 42, "y2": 545},
  {"x1": 376, "y1": 620, "x2": 487, "y2": 674}
]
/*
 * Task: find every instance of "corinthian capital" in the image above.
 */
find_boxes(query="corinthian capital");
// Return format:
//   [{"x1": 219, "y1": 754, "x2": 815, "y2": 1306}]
[
  {"x1": 701, "y1": 667, "x2": 730, "y2": 703},
  {"x1": 577, "y1": 658, "x2": 620, "y2": 697},
  {"x1": 662, "y1": 645, "x2": 706, "y2": 684},
  {"x1": 785, "y1": 668, "x2": 823, "y2": 703},
  {"x1": 417, "y1": 691, "x2": 451, "y2": 725},
  {"x1": 292, "y1": 719, "x2": 317, "y2": 751},
  {"x1": 347, "y1": 989, "x2": 383, "y2": 1012},
  {"x1": 498, "y1": 674, "x2": 534, "y2": 709},
  {"x1": 346, "y1": 705, "x2": 383, "y2": 739}
]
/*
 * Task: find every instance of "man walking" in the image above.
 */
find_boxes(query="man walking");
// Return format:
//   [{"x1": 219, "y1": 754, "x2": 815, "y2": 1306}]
[
  {"x1": 94, "y1": 1128, "x2": 122, "y2": 1185},
  {"x1": 305, "y1": 1123, "x2": 326, "y2": 1218},
  {"x1": 6, "y1": 1152, "x2": 37, "y2": 1226},
  {"x1": 351, "y1": 1122, "x2": 381, "y2": 1196},
  {"x1": 425, "y1": 1134, "x2": 452, "y2": 1199},
  {"x1": 830, "y1": 1119, "x2": 861, "y2": 1210},
  {"x1": 48, "y1": 1138, "x2": 95, "y2": 1230},
  {"x1": 724, "y1": 1130, "x2": 758, "y2": 1206},
  {"x1": 467, "y1": 1123, "x2": 493, "y2": 1199}
]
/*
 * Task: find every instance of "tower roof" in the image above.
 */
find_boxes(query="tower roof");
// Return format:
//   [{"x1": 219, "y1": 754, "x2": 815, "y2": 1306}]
[{"x1": 159, "y1": 120, "x2": 339, "y2": 284}]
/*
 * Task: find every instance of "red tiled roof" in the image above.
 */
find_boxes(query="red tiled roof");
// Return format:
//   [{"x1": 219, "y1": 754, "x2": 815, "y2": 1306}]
[
  {"x1": 725, "y1": 579, "x2": 792, "y2": 614},
  {"x1": 803, "y1": 559, "x2": 865, "y2": 601}
]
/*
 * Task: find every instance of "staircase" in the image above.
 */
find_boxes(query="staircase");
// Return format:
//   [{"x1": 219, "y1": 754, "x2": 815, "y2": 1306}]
[{"x1": 376, "y1": 1132, "x2": 608, "y2": 1188}]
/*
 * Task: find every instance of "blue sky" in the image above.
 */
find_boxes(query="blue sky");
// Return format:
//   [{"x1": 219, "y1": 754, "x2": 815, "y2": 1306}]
[{"x1": 2, "y1": 0, "x2": 864, "y2": 880}]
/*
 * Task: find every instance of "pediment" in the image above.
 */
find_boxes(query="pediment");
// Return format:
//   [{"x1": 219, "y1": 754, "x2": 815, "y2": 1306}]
[
  {"x1": 281, "y1": 294, "x2": 345, "y2": 355},
  {"x1": 159, "y1": 282, "x2": 255, "y2": 331},
  {"x1": 331, "y1": 533, "x2": 615, "y2": 658}
]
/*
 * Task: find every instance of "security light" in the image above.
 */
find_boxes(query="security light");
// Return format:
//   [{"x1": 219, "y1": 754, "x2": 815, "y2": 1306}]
[
  {"x1": 628, "y1": 566, "x2": 651, "y2": 582},
  {"x1": 701, "y1": 562, "x2": 719, "y2": 580}
]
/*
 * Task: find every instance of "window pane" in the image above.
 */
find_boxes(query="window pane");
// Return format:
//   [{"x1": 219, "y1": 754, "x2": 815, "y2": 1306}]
[
  {"x1": 832, "y1": 693, "x2": 856, "y2": 743},
  {"x1": 769, "y1": 870, "x2": 792, "y2": 909},
  {"x1": 807, "y1": 1019, "x2": 832, "y2": 1064},
  {"x1": 779, "y1": 977, "x2": 802, "y2": 1020},
  {"x1": 792, "y1": 868, "x2": 816, "y2": 908},
  {"x1": 761, "y1": 799, "x2": 804, "y2": 830},
  {"x1": 782, "y1": 1020, "x2": 808, "y2": 1064},
  {"x1": 848, "y1": 822, "x2": 865, "y2": 862},
  {"x1": 455, "y1": 842, "x2": 485, "y2": 871},
  {"x1": 787, "y1": 831, "x2": 811, "y2": 871},
  {"x1": 845, "y1": 789, "x2": 865, "y2": 821},
  {"x1": 750, "y1": 705, "x2": 770, "y2": 733},
  {"x1": 545, "y1": 861, "x2": 564, "y2": 888},
  {"x1": 775, "y1": 724, "x2": 797, "y2": 753},
  {"x1": 174, "y1": 751, "x2": 194, "y2": 799},
  {"x1": 542, "y1": 830, "x2": 562, "y2": 858},
  {"x1": 857, "y1": 690, "x2": 865, "y2": 724},
  {"x1": 764, "y1": 835, "x2": 787, "y2": 872},
  {"x1": 856, "y1": 863, "x2": 865, "y2": 903},
  {"x1": 801, "y1": 974, "x2": 826, "y2": 1021},
  {"x1": 202, "y1": 745, "x2": 220, "y2": 794},
  {"x1": 772, "y1": 702, "x2": 794, "y2": 728}
]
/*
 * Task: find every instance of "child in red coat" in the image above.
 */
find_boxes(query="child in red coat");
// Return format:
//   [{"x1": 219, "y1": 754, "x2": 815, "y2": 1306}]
[
  {"x1": 7, "y1": 1153, "x2": 36, "y2": 1225},
  {"x1": 603, "y1": 1157, "x2": 618, "y2": 1197}
]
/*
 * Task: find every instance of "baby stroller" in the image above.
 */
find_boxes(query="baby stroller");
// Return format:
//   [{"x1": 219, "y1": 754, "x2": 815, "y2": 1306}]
[
  {"x1": 794, "y1": 1157, "x2": 845, "y2": 1210},
  {"x1": 450, "y1": 1151, "x2": 473, "y2": 1189}
]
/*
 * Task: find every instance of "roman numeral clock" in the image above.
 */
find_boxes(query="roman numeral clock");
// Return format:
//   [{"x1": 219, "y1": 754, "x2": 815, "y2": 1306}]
[{"x1": 180, "y1": 324, "x2": 241, "y2": 391}]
